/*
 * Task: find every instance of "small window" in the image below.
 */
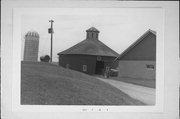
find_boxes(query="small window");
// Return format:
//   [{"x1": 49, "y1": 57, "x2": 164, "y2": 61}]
[
  {"x1": 97, "y1": 56, "x2": 102, "y2": 61},
  {"x1": 146, "y1": 64, "x2": 155, "y2": 70},
  {"x1": 83, "y1": 65, "x2": 87, "y2": 72},
  {"x1": 66, "y1": 64, "x2": 69, "y2": 69}
]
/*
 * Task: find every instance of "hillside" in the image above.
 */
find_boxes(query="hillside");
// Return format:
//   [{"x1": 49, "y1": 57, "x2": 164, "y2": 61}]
[{"x1": 21, "y1": 61, "x2": 144, "y2": 105}]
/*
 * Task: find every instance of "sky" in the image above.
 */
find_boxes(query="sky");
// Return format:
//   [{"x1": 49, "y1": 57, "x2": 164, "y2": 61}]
[{"x1": 21, "y1": 8, "x2": 164, "y2": 62}]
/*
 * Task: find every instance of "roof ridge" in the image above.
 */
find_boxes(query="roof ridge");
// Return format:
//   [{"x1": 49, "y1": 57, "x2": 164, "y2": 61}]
[
  {"x1": 148, "y1": 29, "x2": 156, "y2": 35},
  {"x1": 115, "y1": 29, "x2": 156, "y2": 60}
]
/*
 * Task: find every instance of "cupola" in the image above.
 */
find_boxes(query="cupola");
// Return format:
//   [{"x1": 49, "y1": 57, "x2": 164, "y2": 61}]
[{"x1": 86, "y1": 27, "x2": 99, "y2": 40}]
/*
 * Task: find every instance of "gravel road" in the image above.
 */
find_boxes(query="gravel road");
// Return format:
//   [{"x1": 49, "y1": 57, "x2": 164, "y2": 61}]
[{"x1": 97, "y1": 77, "x2": 155, "y2": 105}]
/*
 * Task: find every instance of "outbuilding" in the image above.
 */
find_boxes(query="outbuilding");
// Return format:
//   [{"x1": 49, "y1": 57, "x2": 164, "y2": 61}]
[
  {"x1": 116, "y1": 29, "x2": 156, "y2": 80},
  {"x1": 57, "y1": 27, "x2": 119, "y2": 75}
]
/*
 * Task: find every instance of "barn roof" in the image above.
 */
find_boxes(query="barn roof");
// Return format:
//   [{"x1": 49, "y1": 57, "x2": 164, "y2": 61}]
[
  {"x1": 58, "y1": 39, "x2": 119, "y2": 57},
  {"x1": 115, "y1": 29, "x2": 156, "y2": 60},
  {"x1": 58, "y1": 27, "x2": 119, "y2": 57},
  {"x1": 86, "y1": 27, "x2": 99, "y2": 32}
]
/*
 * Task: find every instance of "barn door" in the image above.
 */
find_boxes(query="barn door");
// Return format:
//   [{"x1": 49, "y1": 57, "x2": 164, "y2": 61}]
[{"x1": 95, "y1": 61, "x2": 104, "y2": 75}]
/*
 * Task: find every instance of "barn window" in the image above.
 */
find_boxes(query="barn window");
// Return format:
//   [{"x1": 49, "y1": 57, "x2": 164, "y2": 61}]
[
  {"x1": 97, "y1": 56, "x2": 102, "y2": 61},
  {"x1": 66, "y1": 64, "x2": 70, "y2": 69},
  {"x1": 83, "y1": 65, "x2": 87, "y2": 72},
  {"x1": 146, "y1": 64, "x2": 155, "y2": 70}
]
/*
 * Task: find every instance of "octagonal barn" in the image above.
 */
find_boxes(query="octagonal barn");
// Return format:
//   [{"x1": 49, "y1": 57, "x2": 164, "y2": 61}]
[{"x1": 57, "y1": 27, "x2": 119, "y2": 75}]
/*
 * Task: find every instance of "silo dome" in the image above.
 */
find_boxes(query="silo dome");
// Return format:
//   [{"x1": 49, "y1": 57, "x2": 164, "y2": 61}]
[{"x1": 25, "y1": 31, "x2": 40, "y2": 38}]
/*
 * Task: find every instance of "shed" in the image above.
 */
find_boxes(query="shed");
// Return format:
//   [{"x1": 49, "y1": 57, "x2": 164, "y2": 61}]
[
  {"x1": 116, "y1": 29, "x2": 156, "y2": 80},
  {"x1": 57, "y1": 27, "x2": 119, "y2": 75}
]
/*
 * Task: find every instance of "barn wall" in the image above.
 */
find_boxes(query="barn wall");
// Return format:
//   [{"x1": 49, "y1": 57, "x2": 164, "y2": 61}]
[
  {"x1": 120, "y1": 33, "x2": 156, "y2": 60},
  {"x1": 59, "y1": 54, "x2": 96, "y2": 75},
  {"x1": 102, "y1": 56, "x2": 119, "y2": 69},
  {"x1": 59, "y1": 54, "x2": 118, "y2": 75},
  {"x1": 118, "y1": 61, "x2": 156, "y2": 79}
]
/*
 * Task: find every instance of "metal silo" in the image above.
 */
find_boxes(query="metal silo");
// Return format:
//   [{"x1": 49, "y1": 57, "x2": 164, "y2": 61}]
[{"x1": 23, "y1": 31, "x2": 39, "y2": 61}]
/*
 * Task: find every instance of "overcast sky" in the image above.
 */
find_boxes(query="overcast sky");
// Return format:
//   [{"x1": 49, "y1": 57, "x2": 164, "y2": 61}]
[{"x1": 21, "y1": 8, "x2": 163, "y2": 62}]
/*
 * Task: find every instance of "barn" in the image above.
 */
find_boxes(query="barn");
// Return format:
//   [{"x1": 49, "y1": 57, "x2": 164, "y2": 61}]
[
  {"x1": 116, "y1": 29, "x2": 156, "y2": 80},
  {"x1": 57, "y1": 27, "x2": 119, "y2": 75}
]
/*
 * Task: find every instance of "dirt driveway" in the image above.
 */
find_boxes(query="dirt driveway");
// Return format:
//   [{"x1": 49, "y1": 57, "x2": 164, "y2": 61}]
[{"x1": 97, "y1": 77, "x2": 155, "y2": 105}]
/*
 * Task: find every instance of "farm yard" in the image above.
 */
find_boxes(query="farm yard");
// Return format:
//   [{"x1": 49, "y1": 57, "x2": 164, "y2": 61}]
[
  {"x1": 21, "y1": 61, "x2": 144, "y2": 105},
  {"x1": 97, "y1": 77, "x2": 155, "y2": 105},
  {"x1": 21, "y1": 27, "x2": 157, "y2": 106}
]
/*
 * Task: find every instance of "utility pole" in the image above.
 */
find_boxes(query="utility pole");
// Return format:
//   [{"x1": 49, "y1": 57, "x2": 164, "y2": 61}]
[{"x1": 48, "y1": 20, "x2": 54, "y2": 63}]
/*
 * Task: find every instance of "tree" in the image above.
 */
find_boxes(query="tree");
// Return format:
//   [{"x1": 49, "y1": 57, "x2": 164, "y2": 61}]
[{"x1": 40, "y1": 55, "x2": 51, "y2": 62}]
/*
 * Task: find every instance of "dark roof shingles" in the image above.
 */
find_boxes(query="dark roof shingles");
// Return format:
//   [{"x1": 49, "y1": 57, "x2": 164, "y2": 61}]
[{"x1": 58, "y1": 39, "x2": 119, "y2": 57}]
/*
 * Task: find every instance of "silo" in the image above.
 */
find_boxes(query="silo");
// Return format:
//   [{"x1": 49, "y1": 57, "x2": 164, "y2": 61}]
[{"x1": 23, "y1": 31, "x2": 39, "y2": 61}]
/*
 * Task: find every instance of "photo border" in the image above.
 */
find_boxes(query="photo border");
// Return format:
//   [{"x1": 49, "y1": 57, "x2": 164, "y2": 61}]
[
  {"x1": 1, "y1": 1, "x2": 179, "y2": 119},
  {"x1": 12, "y1": 7, "x2": 164, "y2": 112}
]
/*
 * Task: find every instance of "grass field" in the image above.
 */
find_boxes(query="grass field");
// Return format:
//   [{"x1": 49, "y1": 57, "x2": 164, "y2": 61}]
[
  {"x1": 21, "y1": 61, "x2": 144, "y2": 105},
  {"x1": 111, "y1": 77, "x2": 155, "y2": 88}
]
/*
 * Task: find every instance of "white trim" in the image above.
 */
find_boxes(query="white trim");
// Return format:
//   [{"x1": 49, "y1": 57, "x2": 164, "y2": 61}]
[{"x1": 83, "y1": 65, "x2": 87, "y2": 72}]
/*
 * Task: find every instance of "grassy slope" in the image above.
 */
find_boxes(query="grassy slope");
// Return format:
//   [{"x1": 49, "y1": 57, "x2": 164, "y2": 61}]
[{"x1": 21, "y1": 61, "x2": 144, "y2": 105}]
